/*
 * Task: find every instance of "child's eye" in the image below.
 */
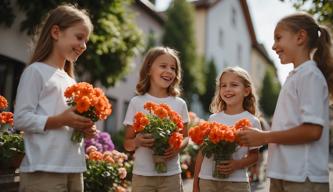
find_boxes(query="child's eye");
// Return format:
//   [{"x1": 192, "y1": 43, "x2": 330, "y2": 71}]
[{"x1": 171, "y1": 66, "x2": 176, "y2": 71}]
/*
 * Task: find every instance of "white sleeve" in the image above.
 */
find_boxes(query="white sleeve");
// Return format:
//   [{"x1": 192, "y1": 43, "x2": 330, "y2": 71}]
[
  {"x1": 123, "y1": 99, "x2": 136, "y2": 126},
  {"x1": 14, "y1": 66, "x2": 48, "y2": 133},
  {"x1": 297, "y1": 71, "x2": 328, "y2": 127},
  {"x1": 181, "y1": 101, "x2": 190, "y2": 123}
]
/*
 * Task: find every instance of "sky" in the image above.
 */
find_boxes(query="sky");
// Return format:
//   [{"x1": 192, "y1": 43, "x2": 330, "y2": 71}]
[{"x1": 155, "y1": 0, "x2": 298, "y2": 84}]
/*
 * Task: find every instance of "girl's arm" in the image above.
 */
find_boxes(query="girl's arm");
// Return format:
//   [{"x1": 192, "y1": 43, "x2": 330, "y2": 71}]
[
  {"x1": 45, "y1": 107, "x2": 93, "y2": 130},
  {"x1": 123, "y1": 125, "x2": 155, "y2": 152},
  {"x1": 237, "y1": 123, "x2": 322, "y2": 147},
  {"x1": 193, "y1": 150, "x2": 204, "y2": 192},
  {"x1": 164, "y1": 123, "x2": 189, "y2": 160}
]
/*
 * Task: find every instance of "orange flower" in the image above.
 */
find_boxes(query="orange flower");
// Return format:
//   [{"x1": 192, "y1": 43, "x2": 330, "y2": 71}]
[
  {"x1": 76, "y1": 96, "x2": 91, "y2": 113},
  {"x1": 88, "y1": 151, "x2": 103, "y2": 161},
  {"x1": 168, "y1": 132, "x2": 183, "y2": 150},
  {"x1": 0, "y1": 112, "x2": 14, "y2": 127},
  {"x1": 154, "y1": 106, "x2": 168, "y2": 119},
  {"x1": 144, "y1": 102, "x2": 157, "y2": 112},
  {"x1": 234, "y1": 118, "x2": 252, "y2": 130},
  {"x1": 0, "y1": 95, "x2": 8, "y2": 110}
]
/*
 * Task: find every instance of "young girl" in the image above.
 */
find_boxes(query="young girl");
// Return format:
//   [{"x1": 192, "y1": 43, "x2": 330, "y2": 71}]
[
  {"x1": 237, "y1": 13, "x2": 333, "y2": 192},
  {"x1": 123, "y1": 47, "x2": 189, "y2": 192},
  {"x1": 193, "y1": 67, "x2": 261, "y2": 192},
  {"x1": 14, "y1": 5, "x2": 96, "y2": 192}
]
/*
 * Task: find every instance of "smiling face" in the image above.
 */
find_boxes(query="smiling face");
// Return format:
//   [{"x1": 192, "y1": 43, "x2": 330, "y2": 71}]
[
  {"x1": 52, "y1": 21, "x2": 90, "y2": 63},
  {"x1": 272, "y1": 24, "x2": 299, "y2": 65},
  {"x1": 149, "y1": 54, "x2": 177, "y2": 92},
  {"x1": 219, "y1": 72, "x2": 250, "y2": 110}
]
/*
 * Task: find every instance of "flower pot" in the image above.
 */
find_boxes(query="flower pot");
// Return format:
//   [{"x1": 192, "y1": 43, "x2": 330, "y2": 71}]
[
  {"x1": 213, "y1": 153, "x2": 232, "y2": 179},
  {"x1": 0, "y1": 152, "x2": 24, "y2": 174},
  {"x1": 153, "y1": 155, "x2": 167, "y2": 173}
]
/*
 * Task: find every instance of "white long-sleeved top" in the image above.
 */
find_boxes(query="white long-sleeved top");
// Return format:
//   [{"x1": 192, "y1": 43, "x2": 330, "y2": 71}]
[{"x1": 14, "y1": 62, "x2": 86, "y2": 173}]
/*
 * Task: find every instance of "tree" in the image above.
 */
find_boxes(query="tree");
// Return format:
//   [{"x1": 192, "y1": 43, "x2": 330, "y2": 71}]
[
  {"x1": 259, "y1": 67, "x2": 281, "y2": 118},
  {"x1": 284, "y1": 0, "x2": 333, "y2": 30},
  {"x1": 199, "y1": 59, "x2": 218, "y2": 113},
  {"x1": 162, "y1": 0, "x2": 205, "y2": 104},
  {"x1": 0, "y1": 0, "x2": 143, "y2": 87}
]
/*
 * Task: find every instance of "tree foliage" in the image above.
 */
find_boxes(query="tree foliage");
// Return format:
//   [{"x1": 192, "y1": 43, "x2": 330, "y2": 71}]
[
  {"x1": 284, "y1": 0, "x2": 333, "y2": 30},
  {"x1": 162, "y1": 0, "x2": 205, "y2": 104},
  {"x1": 0, "y1": 0, "x2": 143, "y2": 87},
  {"x1": 199, "y1": 59, "x2": 218, "y2": 113},
  {"x1": 259, "y1": 67, "x2": 281, "y2": 118}
]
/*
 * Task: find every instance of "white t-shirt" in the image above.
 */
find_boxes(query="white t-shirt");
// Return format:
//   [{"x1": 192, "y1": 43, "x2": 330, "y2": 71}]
[
  {"x1": 199, "y1": 111, "x2": 261, "y2": 182},
  {"x1": 267, "y1": 60, "x2": 329, "y2": 182},
  {"x1": 123, "y1": 93, "x2": 189, "y2": 176},
  {"x1": 14, "y1": 62, "x2": 86, "y2": 173}
]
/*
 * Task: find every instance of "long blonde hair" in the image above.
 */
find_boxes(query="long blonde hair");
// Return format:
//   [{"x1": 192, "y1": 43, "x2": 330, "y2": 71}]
[
  {"x1": 136, "y1": 46, "x2": 182, "y2": 96},
  {"x1": 278, "y1": 12, "x2": 333, "y2": 99},
  {"x1": 29, "y1": 4, "x2": 93, "y2": 77},
  {"x1": 209, "y1": 67, "x2": 258, "y2": 115}
]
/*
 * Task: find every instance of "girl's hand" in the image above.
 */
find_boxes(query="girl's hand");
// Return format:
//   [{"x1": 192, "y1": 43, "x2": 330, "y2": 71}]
[
  {"x1": 217, "y1": 159, "x2": 241, "y2": 175},
  {"x1": 237, "y1": 128, "x2": 266, "y2": 147},
  {"x1": 83, "y1": 125, "x2": 97, "y2": 140},
  {"x1": 61, "y1": 107, "x2": 94, "y2": 130},
  {"x1": 163, "y1": 147, "x2": 180, "y2": 160},
  {"x1": 134, "y1": 133, "x2": 155, "y2": 148}
]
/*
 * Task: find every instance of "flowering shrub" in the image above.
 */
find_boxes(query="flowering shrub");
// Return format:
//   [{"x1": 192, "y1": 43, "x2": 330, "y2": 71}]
[
  {"x1": 180, "y1": 112, "x2": 201, "y2": 179},
  {"x1": 84, "y1": 146, "x2": 129, "y2": 192},
  {"x1": 85, "y1": 131, "x2": 115, "y2": 152},
  {"x1": 64, "y1": 82, "x2": 112, "y2": 143},
  {"x1": 189, "y1": 118, "x2": 251, "y2": 178},
  {"x1": 0, "y1": 95, "x2": 24, "y2": 173},
  {"x1": 132, "y1": 102, "x2": 183, "y2": 173}
]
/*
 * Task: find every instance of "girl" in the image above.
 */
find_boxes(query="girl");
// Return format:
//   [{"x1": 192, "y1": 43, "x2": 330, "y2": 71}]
[
  {"x1": 237, "y1": 12, "x2": 333, "y2": 192},
  {"x1": 123, "y1": 47, "x2": 189, "y2": 192},
  {"x1": 14, "y1": 5, "x2": 96, "y2": 192},
  {"x1": 193, "y1": 67, "x2": 261, "y2": 192}
]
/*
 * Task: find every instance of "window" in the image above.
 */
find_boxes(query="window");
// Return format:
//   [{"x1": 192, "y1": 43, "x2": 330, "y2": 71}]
[
  {"x1": 0, "y1": 55, "x2": 25, "y2": 111},
  {"x1": 237, "y1": 44, "x2": 242, "y2": 66},
  {"x1": 218, "y1": 29, "x2": 224, "y2": 47},
  {"x1": 105, "y1": 97, "x2": 117, "y2": 133},
  {"x1": 231, "y1": 7, "x2": 237, "y2": 27}
]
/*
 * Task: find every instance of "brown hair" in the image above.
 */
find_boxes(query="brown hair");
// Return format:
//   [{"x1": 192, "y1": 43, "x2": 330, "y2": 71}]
[
  {"x1": 29, "y1": 4, "x2": 93, "y2": 77},
  {"x1": 209, "y1": 67, "x2": 258, "y2": 115},
  {"x1": 278, "y1": 12, "x2": 333, "y2": 99},
  {"x1": 136, "y1": 46, "x2": 182, "y2": 96}
]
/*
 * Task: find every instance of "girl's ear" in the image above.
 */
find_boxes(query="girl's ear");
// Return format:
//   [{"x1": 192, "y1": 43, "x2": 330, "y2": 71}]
[
  {"x1": 244, "y1": 87, "x2": 251, "y2": 97},
  {"x1": 50, "y1": 25, "x2": 61, "y2": 40},
  {"x1": 296, "y1": 29, "x2": 307, "y2": 45}
]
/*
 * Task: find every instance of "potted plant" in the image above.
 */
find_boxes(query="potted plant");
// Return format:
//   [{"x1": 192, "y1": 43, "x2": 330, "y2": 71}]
[{"x1": 0, "y1": 95, "x2": 24, "y2": 174}]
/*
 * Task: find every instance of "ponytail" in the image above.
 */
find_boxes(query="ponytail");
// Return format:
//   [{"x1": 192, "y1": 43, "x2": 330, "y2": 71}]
[{"x1": 313, "y1": 26, "x2": 333, "y2": 99}]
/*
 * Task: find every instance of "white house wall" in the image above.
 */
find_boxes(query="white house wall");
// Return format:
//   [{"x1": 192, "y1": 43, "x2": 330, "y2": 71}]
[
  {"x1": 104, "y1": 5, "x2": 163, "y2": 132},
  {"x1": 0, "y1": 6, "x2": 30, "y2": 63},
  {"x1": 205, "y1": 0, "x2": 251, "y2": 72}
]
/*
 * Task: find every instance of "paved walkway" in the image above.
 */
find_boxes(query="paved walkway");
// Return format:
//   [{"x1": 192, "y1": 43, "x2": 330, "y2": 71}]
[{"x1": 183, "y1": 152, "x2": 333, "y2": 192}]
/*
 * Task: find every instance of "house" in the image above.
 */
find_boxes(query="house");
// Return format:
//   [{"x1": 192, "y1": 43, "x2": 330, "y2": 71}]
[{"x1": 192, "y1": 0, "x2": 277, "y2": 92}]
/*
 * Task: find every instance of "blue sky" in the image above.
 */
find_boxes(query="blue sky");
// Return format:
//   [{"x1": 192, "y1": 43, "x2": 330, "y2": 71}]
[{"x1": 155, "y1": 0, "x2": 298, "y2": 84}]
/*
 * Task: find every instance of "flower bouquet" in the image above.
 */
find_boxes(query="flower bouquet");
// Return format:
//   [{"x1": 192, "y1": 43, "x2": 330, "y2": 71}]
[
  {"x1": 0, "y1": 95, "x2": 24, "y2": 173},
  {"x1": 84, "y1": 146, "x2": 129, "y2": 192},
  {"x1": 189, "y1": 119, "x2": 251, "y2": 178},
  {"x1": 132, "y1": 102, "x2": 184, "y2": 173},
  {"x1": 64, "y1": 82, "x2": 112, "y2": 143}
]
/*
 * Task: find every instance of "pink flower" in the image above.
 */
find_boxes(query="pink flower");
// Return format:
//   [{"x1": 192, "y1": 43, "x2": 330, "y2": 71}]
[{"x1": 118, "y1": 167, "x2": 127, "y2": 179}]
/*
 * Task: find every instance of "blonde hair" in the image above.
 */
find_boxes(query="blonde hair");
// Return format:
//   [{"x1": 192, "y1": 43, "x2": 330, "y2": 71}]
[
  {"x1": 29, "y1": 4, "x2": 93, "y2": 77},
  {"x1": 209, "y1": 67, "x2": 258, "y2": 115},
  {"x1": 136, "y1": 47, "x2": 182, "y2": 96},
  {"x1": 278, "y1": 12, "x2": 333, "y2": 99}
]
